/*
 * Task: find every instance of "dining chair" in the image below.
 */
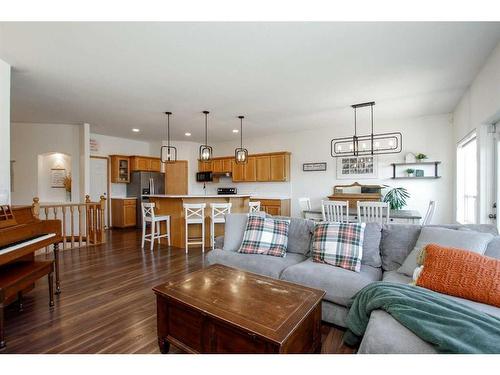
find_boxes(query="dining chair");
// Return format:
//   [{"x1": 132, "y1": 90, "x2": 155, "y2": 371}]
[
  {"x1": 298, "y1": 197, "x2": 312, "y2": 218},
  {"x1": 357, "y1": 201, "x2": 390, "y2": 224},
  {"x1": 321, "y1": 200, "x2": 349, "y2": 223},
  {"x1": 422, "y1": 200, "x2": 436, "y2": 225}
]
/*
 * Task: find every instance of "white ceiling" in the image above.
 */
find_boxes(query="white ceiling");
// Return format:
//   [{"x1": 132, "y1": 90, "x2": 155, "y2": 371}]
[{"x1": 1, "y1": 22, "x2": 499, "y2": 142}]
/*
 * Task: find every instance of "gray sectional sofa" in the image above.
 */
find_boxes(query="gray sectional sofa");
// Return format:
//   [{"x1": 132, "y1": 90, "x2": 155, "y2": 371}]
[{"x1": 207, "y1": 214, "x2": 500, "y2": 353}]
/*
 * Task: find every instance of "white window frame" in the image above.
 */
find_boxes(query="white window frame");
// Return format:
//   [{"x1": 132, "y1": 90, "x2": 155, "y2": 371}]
[{"x1": 456, "y1": 130, "x2": 478, "y2": 224}]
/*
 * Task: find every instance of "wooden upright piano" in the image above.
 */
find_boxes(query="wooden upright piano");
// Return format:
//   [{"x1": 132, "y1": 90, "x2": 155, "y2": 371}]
[
  {"x1": 0, "y1": 205, "x2": 62, "y2": 292},
  {"x1": 0, "y1": 204, "x2": 62, "y2": 349}
]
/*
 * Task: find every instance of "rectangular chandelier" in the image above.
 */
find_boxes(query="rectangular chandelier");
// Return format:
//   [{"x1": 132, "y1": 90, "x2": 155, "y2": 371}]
[{"x1": 330, "y1": 101, "x2": 403, "y2": 157}]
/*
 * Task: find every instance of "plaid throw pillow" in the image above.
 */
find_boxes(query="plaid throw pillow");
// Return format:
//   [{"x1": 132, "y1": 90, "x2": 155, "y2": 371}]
[
  {"x1": 312, "y1": 222, "x2": 366, "y2": 272},
  {"x1": 238, "y1": 214, "x2": 291, "y2": 257}
]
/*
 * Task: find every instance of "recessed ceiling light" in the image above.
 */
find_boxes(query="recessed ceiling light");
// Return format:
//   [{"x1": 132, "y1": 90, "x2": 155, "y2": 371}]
[
  {"x1": 185, "y1": 132, "x2": 191, "y2": 136},
  {"x1": 132, "y1": 128, "x2": 140, "y2": 133},
  {"x1": 232, "y1": 129, "x2": 239, "y2": 133}
]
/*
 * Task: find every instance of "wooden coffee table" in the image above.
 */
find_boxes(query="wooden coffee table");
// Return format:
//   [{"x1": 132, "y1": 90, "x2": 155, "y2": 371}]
[{"x1": 153, "y1": 264, "x2": 325, "y2": 354}]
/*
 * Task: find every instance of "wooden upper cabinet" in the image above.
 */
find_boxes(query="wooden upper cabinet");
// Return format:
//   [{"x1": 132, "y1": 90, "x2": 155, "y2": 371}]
[
  {"x1": 212, "y1": 159, "x2": 223, "y2": 173},
  {"x1": 198, "y1": 160, "x2": 213, "y2": 172},
  {"x1": 150, "y1": 158, "x2": 161, "y2": 172},
  {"x1": 130, "y1": 156, "x2": 162, "y2": 172},
  {"x1": 244, "y1": 157, "x2": 257, "y2": 182},
  {"x1": 231, "y1": 160, "x2": 245, "y2": 182},
  {"x1": 110, "y1": 155, "x2": 130, "y2": 183},
  {"x1": 198, "y1": 152, "x2": 289, "y2": 183},
  {"x1": 270, "y1": 154, "x2": 290, "y2": 181},
  {"x1": 223, "y1": 158, "x2": 232, "y2": 173},
  {"x1": 256, "y1": 156, "x2": 271, "y2": 181}
]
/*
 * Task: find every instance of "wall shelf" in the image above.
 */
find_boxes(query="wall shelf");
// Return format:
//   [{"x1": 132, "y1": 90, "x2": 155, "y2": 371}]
[{"x1": 390, "y1": 161, "x2": 441, "y2": 179}]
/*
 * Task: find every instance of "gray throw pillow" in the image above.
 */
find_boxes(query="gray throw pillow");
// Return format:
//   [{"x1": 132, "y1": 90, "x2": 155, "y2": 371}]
[
  {"x1": 362, "y1": 223, "x2": 382, "y2": 268},
  {"x1": 272, "y1": 216, "x2": 315, "y2": 255},
  {"x1": 222, "y1": 213, "x2": 249, "y2": 252},
  {"x1": 397, "y1": 226, "x2": 494, "y2": 276}
]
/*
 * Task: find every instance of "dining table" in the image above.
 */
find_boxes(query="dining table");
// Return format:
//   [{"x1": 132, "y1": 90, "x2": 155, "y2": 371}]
[{"x1": 303, "y1": 208, "x2": 422, "y2": 224}]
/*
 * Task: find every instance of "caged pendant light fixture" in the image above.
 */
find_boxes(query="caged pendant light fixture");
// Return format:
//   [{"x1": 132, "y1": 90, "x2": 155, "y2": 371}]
[
  {"x1": 234, "y1": 115, "x2": 248, "y2": 164},
  {"x1": 199, "y1": 110, "x2": 213, "y2": 162},
  {"x1": 160, "y1": 111, "x2": 177, "y2": 163},
  {"x1": 330, "y1": 101, "x2": 402, "y2": 157}
]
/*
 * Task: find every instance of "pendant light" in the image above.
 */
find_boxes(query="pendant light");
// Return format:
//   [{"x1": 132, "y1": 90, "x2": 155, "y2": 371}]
[
  {"x1": 330, "y1": 101, "x2": 402, "y2": 157},
  {"x1": 234, "y1": 115, "x2": 248, "y2": 164},
  {"x1": 160, "y1": 111, "x2": 177, "y2": 163},
  {"x1": 199, "y1": 110, "x2": 213, "y2": 162}
]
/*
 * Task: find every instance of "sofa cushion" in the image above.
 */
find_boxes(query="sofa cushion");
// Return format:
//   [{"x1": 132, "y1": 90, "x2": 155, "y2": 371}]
[
  {"x1": 280, "y1": 258, "x2": 382, "y2": 306},
  {"x1": 358, "y1": 310, "x2": 437, "y2": 354},
  {"x1": 311, "y1": 222, "x2": 366, "y2": 272},
  {"x1": 273, "y1": 216, "x2": 315, "y2": 255},
  {"x1": 222, "y1": 213, "x2": 249, "y2": 252},
  {"x1": 398, "y1": 226, "x2": 493, "y2": 277},
  {"x1": 485, "y1": 236, "x2": 500, "y2": 259},
  {"x1": 206, "y1": 248, "x2": 306, "y2": 279},
  {"x1": 383, "y1": 270, "x2": 500, "y2": 319},
  {"x1": 362, "y1": 223, "x2": 382, "y2": 268},
  {"x1": 380, "y1": 224, "x2": 421, "y2": 271},
  {"x1": 382, "y1": 270, "x2": 412, "y2": 284}
]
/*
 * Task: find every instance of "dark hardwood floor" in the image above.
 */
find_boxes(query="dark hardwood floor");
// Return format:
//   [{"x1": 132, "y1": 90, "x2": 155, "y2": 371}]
[{"x1": 1, "y1": 229, "x2": 355, "y2": 354}]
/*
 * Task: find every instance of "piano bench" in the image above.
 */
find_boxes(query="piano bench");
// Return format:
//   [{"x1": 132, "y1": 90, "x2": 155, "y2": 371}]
[{"x1": 0, "y1": 260, "x2": 55, "y2": 350}]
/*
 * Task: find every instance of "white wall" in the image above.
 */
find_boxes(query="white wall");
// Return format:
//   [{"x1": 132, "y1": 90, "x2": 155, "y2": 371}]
[
  {"x1": 90, "y1": 133, "x2": 155, "y2": 197},
  {"x1": 37, "y1": 152, "x2": 72, "y2": 202},
  {"x1": 453, "y1": 41, "x2": 500, "y2": 224},
  {"x1": 210, "y1": 114, "x2": 454, "y2": 223},
  {"x1": 11, "y1": 122, "x2": 82, "y2": 205},
  {"x1": 0, "y1": 59, "x2": 10, "y2": 205}
]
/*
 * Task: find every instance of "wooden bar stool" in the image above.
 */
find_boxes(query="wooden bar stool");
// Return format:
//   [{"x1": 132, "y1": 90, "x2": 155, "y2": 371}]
[
  {"x1": 141, "y1": 203, "x2": 171, "y2": 251},
  {"x1": 0, "y1": 261, "x2": 54, "y2": 350},
  {"x1": 209, "y1": 203, "x2": 232, "y2": 249},
  {"x1": 183, "y1": 203, "x2": 206, "y2": 254}
]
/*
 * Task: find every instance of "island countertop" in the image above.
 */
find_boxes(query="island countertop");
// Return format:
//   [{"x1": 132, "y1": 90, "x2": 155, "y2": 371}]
[{"x1": 143, "y1": 194, "x2": 252, "y2": 198}]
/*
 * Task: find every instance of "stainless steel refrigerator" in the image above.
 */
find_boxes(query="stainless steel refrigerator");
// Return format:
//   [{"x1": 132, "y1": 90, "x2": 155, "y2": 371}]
[{"x1": 127, "y1": 171, "x2": 165, "y2": 228}]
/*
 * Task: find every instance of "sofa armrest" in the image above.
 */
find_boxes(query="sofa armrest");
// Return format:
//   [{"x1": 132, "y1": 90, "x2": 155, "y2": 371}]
[{"x1": 214, "y1": 235, "x2": 224, "y2": 249}]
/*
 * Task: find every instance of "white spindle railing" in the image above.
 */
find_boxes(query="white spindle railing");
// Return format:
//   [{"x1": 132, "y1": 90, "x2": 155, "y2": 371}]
[{"x1": 32, "y1": 195, "x2": 106, "y2": 250}]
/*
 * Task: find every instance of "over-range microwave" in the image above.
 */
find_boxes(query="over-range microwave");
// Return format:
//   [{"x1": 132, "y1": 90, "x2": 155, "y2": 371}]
[{"x1": 196, "y1": 171, "x2": 213, "y2": 182}]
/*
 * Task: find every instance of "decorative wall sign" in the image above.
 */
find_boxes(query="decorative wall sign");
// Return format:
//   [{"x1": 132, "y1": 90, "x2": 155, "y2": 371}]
[
  {"x1": 405, "y1": 152, "x2": 416, "y2": 163},
  {"x1": 50, "y1": 168, "x2": 67, "y2": 188},
  {"x1": 303, "y1": 162, "x2": 327, "y2": 172},
  {"x1": 336, "y1": 156, "x2": 378, "y2": 179},
  {"x1": 89, "y1": 138, "x2": 99, "y2": 153}
]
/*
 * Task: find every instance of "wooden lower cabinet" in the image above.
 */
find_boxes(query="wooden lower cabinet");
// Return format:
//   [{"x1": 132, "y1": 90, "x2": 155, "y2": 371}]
[
  {"x1": 111, "y1": 198, "x2": 137, "y2": 228},
  {"x1": 251, "y1": 198, "x2": 291, "y2": 217}
]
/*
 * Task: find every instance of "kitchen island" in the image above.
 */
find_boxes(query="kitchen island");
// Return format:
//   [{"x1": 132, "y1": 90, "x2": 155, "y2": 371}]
[{"x1": 144, "y1": 194, "x2": 251, "y2": 249}]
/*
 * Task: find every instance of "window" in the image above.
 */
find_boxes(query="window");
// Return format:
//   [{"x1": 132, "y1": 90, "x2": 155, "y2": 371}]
[{"x1": 456, "y1": 131, "x2": 477, "y2": 224}]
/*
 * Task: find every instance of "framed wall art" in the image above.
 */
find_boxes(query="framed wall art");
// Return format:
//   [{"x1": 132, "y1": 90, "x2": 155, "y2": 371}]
[
  {"x1": 50, "y1": 168, "x2": 67, "y2": 188},
  {"x1": 303, "y1": 162, "x2": 327, "y2": 172},
  {"x1": 336, "y1": 156, "x2": 378, "y2": 179}
]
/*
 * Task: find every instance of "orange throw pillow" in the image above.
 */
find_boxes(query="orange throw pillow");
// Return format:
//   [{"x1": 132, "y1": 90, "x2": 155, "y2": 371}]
[{"x1": 416, "y1": 243, "x2": 500, "y2": 307}]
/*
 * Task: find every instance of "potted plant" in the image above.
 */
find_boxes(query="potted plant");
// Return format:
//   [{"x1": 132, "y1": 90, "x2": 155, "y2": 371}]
[
  {"x1": 405, "y1": 168, "x2": 415, "y2": 177},
  {"x1": 383, "y1": 187, "x2": 410, "y2": 210},
  {"x1": 415, "y1": 153, "x2": 428, "y2": 162}
]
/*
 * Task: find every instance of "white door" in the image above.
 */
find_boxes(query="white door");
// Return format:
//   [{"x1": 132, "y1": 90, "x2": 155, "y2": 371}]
[{"x1": 90, "y1": 157, "x2": 109, "y2": 228}]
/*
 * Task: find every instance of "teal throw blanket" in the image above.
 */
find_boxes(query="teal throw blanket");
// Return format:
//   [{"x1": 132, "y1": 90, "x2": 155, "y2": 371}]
[{"x1": 344, "y1": 282, "x2": 500, "y2": 353}]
